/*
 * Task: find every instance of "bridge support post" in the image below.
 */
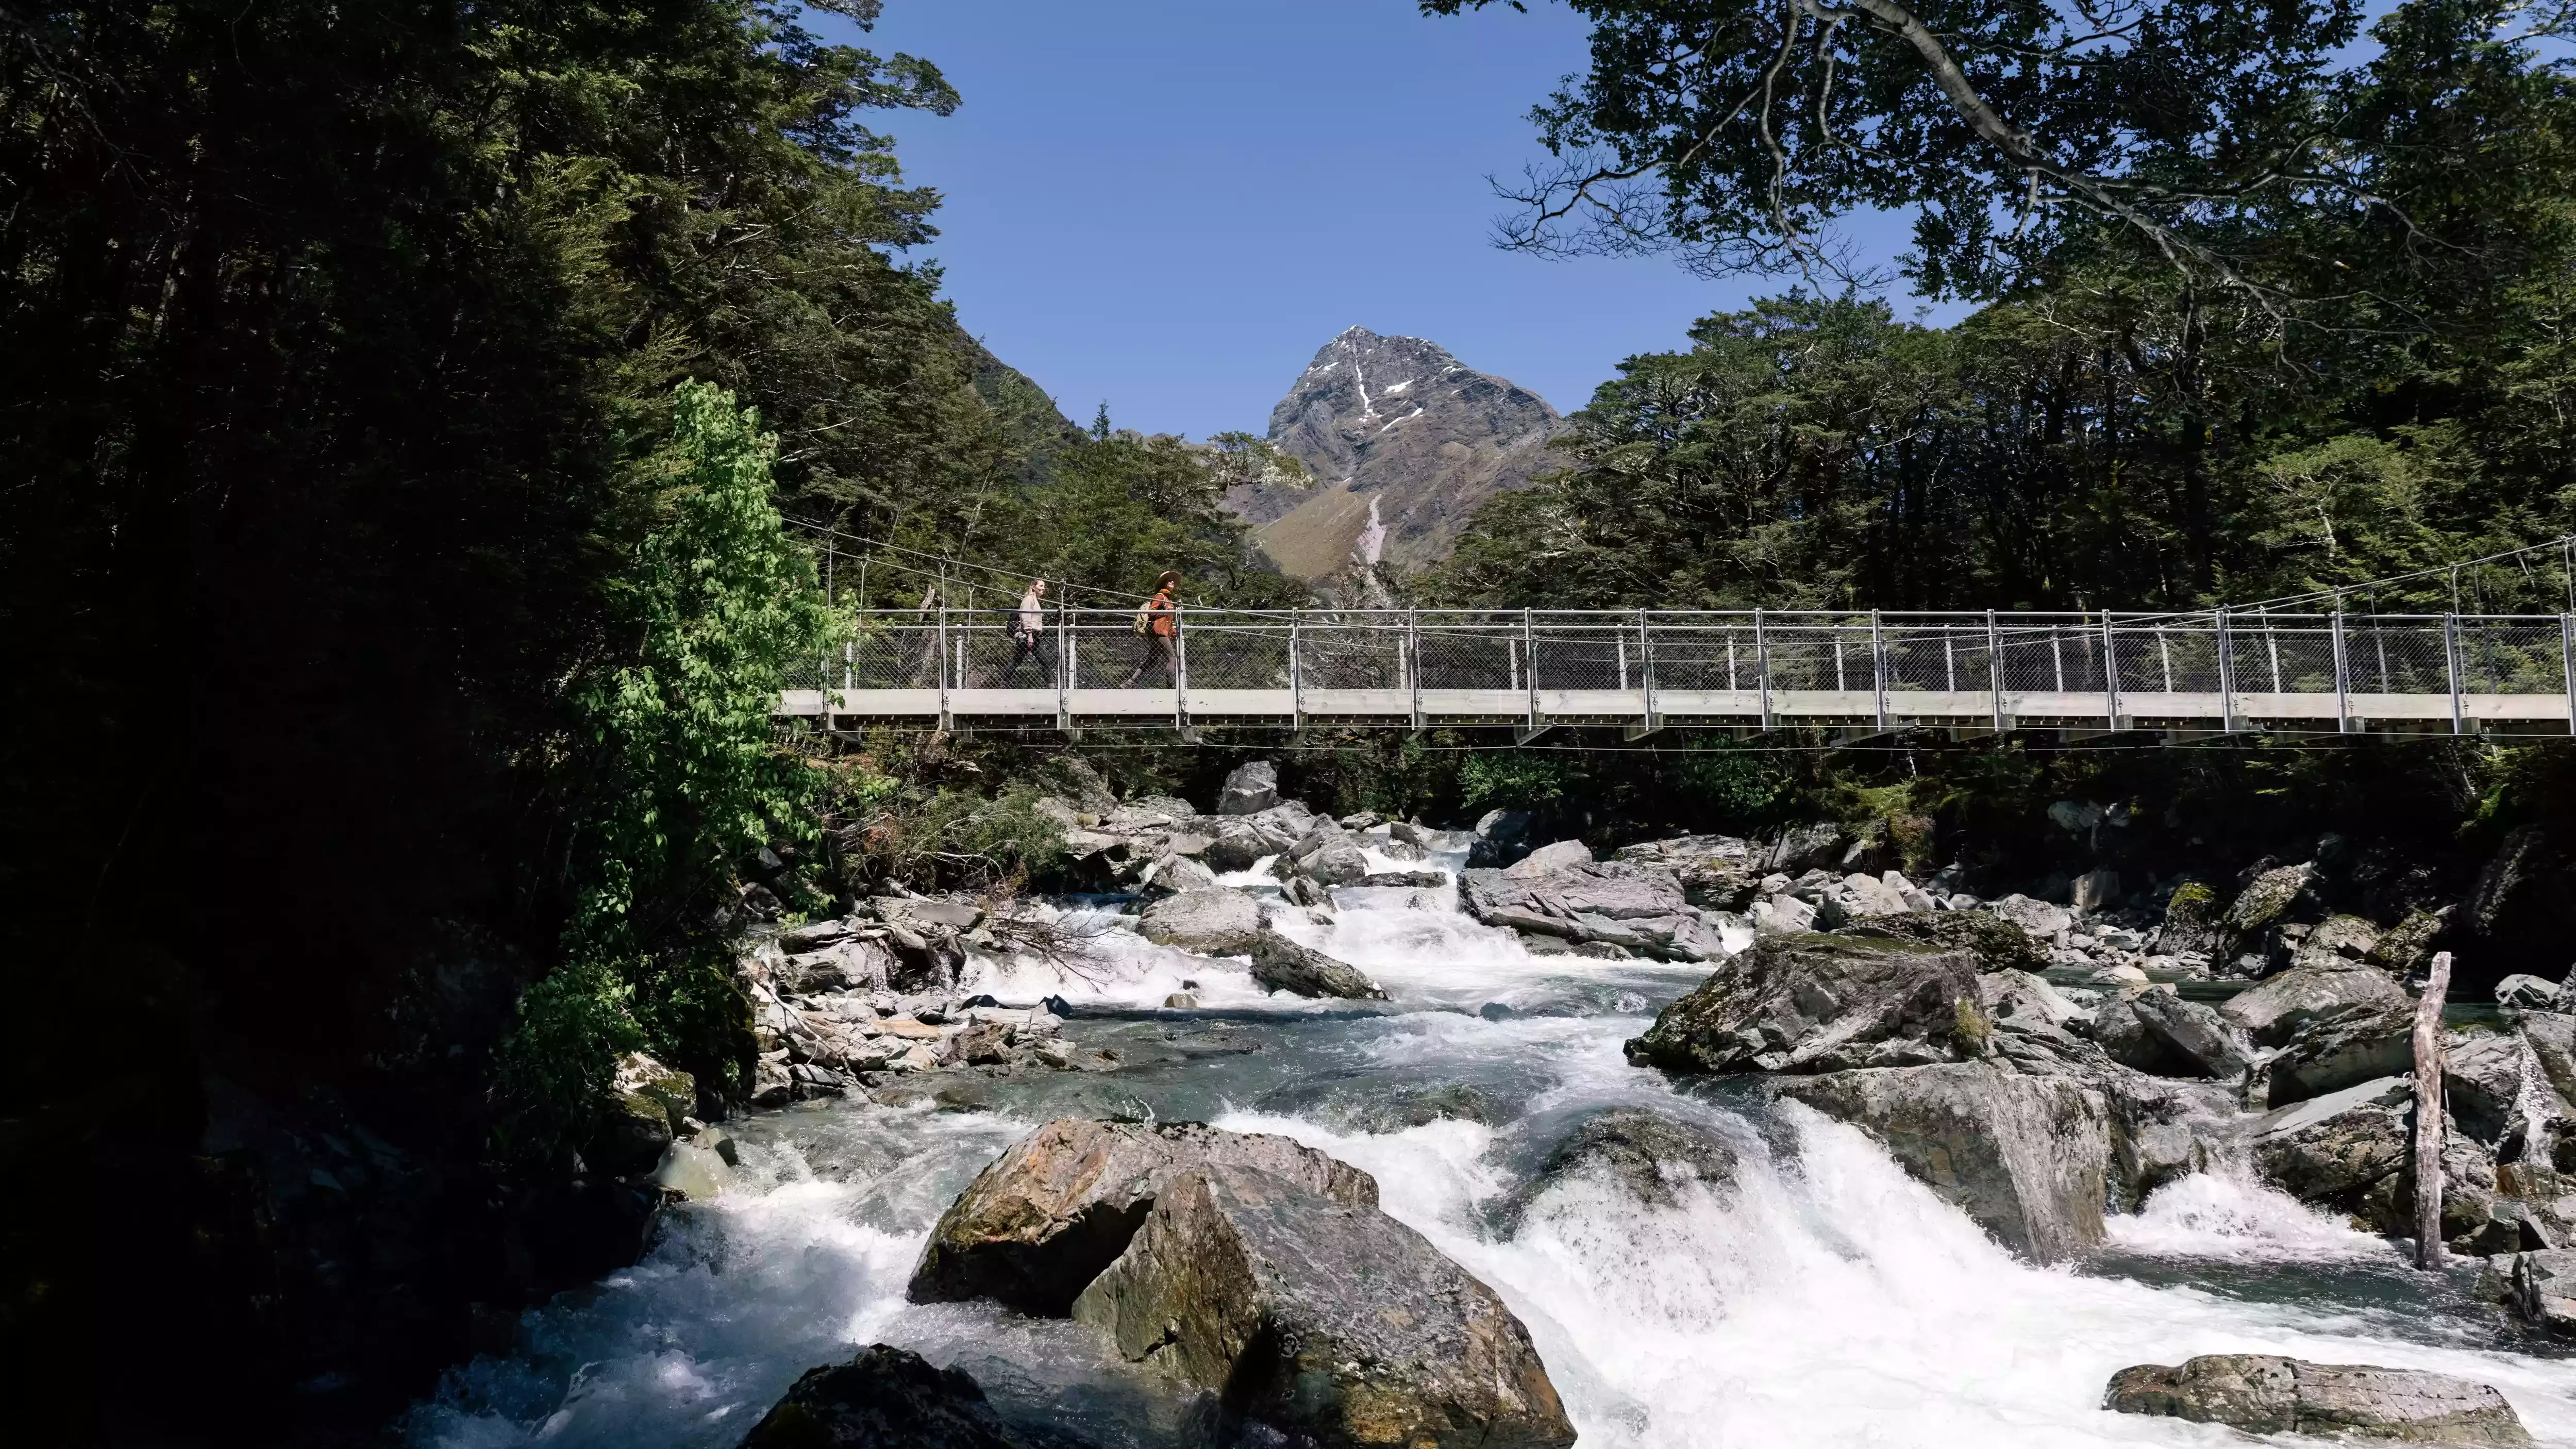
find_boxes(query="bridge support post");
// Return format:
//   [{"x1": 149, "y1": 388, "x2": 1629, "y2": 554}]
[
  {"x1": 1627, "y1": 608, "x2": 1662, "y2": 740},
  {"x1": 1175, "y1": 605, "x2": 1189, "y2": 730},
  {"x1": 2562, "y1": 611, "x2": 2575, "y2": 736},
  {"x1": 938, "y1": 605, "x2": 952, "y2": 734},
  {"x1": 2100, "y1": 612, "x2": 2121, "y2": 731},
  {"x1": 1289, "y1": 609, "x2": 1303, "y2": 731},
  {"x1": 2331, "y1": 609, "x2": 2352, "y2": 734},
  {"x1": 1755, "y1": 609, "x2": 1773, "y2": 732},
  {"x1": 1985, "y1": 609, "x2": 2004, "y2": 734},
  {"x1": 1870, "y1": 610, "x2": 1888, "y2": 734},
  {"x1": 2216, "y1": 610, "x2": 2237, "y2": 733},
  {"x1": 2444, "y1": 612, "x2": 2465, "y2": 735},
  {"x1": 1056, "y1": 604, "x2": 1070, "y2": 732},
  {"x1": 1523, "y1": 608, "x2": 1541, "y2": 739},
  {"x1": 1408, "y1": 608, "x2": 1423, "y2": 732}
]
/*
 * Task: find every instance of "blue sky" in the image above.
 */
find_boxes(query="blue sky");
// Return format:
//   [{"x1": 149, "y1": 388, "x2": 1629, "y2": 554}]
[{"x1": 835, "y1": 0, "x2": 1934, "y2": 438}]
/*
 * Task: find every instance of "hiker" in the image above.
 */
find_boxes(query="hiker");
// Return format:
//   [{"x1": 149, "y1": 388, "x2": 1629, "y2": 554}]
[
  {"x1": 1120, "y1": 571, "x2": 1181, "y2": 686},
  {"x1": 1001, "y1": 578, "x2": 1049, "y2": 684}
]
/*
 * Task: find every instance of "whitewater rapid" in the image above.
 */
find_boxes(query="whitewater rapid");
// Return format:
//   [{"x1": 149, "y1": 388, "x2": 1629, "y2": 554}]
[{"x1": 406, "y1": 867, "x2": 2576, "y2": 1449}]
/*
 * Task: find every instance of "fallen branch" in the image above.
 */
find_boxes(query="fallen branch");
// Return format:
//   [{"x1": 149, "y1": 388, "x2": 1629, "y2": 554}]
[{"x1": 2414, "y1": 948, "x2": 2453, "y2": 1270}]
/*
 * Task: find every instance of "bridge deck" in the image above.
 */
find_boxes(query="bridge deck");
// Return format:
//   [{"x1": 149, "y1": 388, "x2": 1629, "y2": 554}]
[{"x1": 779, "y1": 608, "x2": 2576, "y2": 736}]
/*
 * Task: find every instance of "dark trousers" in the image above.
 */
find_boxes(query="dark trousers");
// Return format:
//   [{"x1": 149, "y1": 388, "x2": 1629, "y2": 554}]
[
  {"x1": 1000, "y1": 631, "x2": 1049, "y2": 685},
  {"x1": 1122, "y1": 634, "x2": 1173, "y2": 687}
]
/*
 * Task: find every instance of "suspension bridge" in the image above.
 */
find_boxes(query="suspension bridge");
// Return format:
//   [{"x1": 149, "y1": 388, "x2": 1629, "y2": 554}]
[{"x1": 779, "y1": 606, "x2": 2576, "y2": 742}]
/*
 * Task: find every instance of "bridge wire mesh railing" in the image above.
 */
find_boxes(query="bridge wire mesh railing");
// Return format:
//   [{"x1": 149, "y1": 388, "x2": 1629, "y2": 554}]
[{"x1": 794, "y1": 609, "x2": 2573, "y2": 719}]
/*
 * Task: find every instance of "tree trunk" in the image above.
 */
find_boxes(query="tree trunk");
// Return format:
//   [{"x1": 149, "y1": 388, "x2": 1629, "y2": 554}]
[{"x1": 2414, "y1": 949, "x2": 2454, "y2": 1270}]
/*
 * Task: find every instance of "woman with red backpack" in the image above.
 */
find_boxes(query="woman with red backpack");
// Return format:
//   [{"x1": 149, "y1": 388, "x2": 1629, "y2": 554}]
[{"x1": 1120, "y1": 571, "x2": 1181, "y2": 687}]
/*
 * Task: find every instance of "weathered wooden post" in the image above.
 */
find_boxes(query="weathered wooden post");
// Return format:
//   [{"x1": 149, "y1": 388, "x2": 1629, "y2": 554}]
[{"x1": 2415, "y1": 948, "x2": 2454, "y2": 1269}]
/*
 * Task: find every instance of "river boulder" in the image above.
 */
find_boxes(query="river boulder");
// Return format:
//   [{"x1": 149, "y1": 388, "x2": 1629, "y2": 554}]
[
  {"x1": 2511, "y1": 1248, "x2": 2576, "y2": 1334},
  {"x1": 1136, "y1": 889, "x2": 1263, "y2": 956},
  {"x1": 1217, "y1": 760, "x2": 1279, "y2": 815},
  {"x1": 2222, "y1": 959, "x2": 2411, "y2": 1046},
  {"x1": 1624, "y1": 933, "x2": 1981, "y2": 1074},
  {"x1": 1507, "y1": 839, "x2": 1594, "y2": 877},
  {"x1": 1070, "y1": 1161, "x2": 1577, "y2": 1449},
  {"x1": 908, "y1": 1119, "x2": 1377, "y2": 1315},
  {"x1": 1461, "y1": 862, "x2": 1726, "y2": 962},
  {"x1": 1493, "y1": 1107, "x2": 1740, "y2": 1231},
  {"x1": 2250, "y1": 1075, "x2": 2414, "y2": 1206},
  {"x1": 2266, "y1": 1001, "x2": 2417, "y2": 1107},
  {"x1": 1247, "y1": 930, "x2": 1386, "y2": 1000},
  {"x1": 736, "y1": 1344, "x2": 1048, "y2": 1449},
  {"x1": 2103, "y1": 1354, "x2": 2531, "y2": 1445},
  {"x1": 1770, "y1": 1062, "x2": 2111, "y2": 1262},
  {"x1": 2126, "y1": 986, "x2": 2257, "y2": 1082},
  {"x1": 1840, "y1": 910, "x2": 2049, "y2": 974}
]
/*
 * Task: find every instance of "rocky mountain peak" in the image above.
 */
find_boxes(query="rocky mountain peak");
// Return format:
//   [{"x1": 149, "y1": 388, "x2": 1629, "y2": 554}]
[{"x1": 1230, "y1": 328, "x2": 1567, "y2": 580}]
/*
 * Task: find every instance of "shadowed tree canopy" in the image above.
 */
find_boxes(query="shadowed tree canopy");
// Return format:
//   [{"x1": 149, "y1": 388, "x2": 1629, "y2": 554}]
[{"x1": 1425, "y1": 0, "x2": 2576, "y2": 308}]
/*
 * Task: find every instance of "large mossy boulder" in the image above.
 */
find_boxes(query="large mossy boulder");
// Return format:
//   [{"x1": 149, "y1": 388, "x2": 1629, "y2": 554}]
[
  {"x1": 1770, "y1": 1062, "x2": 2111, "y2": 1262},
  {"x1": 736, "y1": 1344, "x2": 1052, "y2": 1449},
  {"x1": 1838, "y1": 909, "x2": 2048, "y2": 974},
  {"x1": 906, "y1": 1119, "x2": 1375, "y2": 1315},
  {"x1": 2104, "y1": 1354, "x2": 2531, "y2": 1445},
  {"x1": 1070, "y1": 1162, "x2": 1576, "y2": 1449},
  {"x1": 1624, "y1": 933, "x2": 1982, "y2": 1074},
  {"x1": 588, "y1": 1052, "x2": 697, "y2": 1176}
]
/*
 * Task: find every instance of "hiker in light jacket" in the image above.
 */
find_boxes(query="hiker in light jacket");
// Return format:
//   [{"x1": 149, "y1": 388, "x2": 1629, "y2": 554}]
[
  {"x1": 1120, "y1": 571, "x2": 1181, "y2": 686},
  {"x1": 1001, "y1": 579, "x2": 1049, "y2": 684}
]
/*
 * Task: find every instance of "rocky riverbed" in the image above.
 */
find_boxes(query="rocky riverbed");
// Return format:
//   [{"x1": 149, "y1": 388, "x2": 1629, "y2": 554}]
[{"x1": 405, "y1": 762, "x2": 2576, "y2": 1447}]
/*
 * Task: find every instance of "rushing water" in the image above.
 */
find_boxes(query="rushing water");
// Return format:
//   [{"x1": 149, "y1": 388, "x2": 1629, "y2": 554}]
[{"x1": 408, "y1": 856, "x2": 2576, "y2": 1448}]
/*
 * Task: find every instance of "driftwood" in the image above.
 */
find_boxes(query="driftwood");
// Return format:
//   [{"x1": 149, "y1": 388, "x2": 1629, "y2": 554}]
[{"x1": 2414, "y1": 948, "x2": 2454, "y2": 1270}]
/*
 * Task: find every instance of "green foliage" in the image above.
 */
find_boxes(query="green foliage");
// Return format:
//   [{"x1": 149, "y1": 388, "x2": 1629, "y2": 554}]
[
  {"x1": 823, "y1": 768, "x2": 1067, "y2": 894},
  {"x1": 487, "y1": 962, "x2": 643, "y2": 1169},
  {"x1": 1458, "y1": 753, "x2": 1574, "y2": 815}
]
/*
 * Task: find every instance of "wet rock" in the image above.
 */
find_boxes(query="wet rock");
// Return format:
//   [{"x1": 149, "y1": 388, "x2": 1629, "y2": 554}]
[
  {"x1": 2511, "y1": 1249, "x2": 2576, "y2": 1334},
  {"x1": 2104, "y1": 1355, "x2": 2531, "y2": 1445},
  {"x1": 2224, "y1": 861, "x2": 2325, "y2": 959},
  {"x1": 1217, "y1": 760, "x2": 1279, "y2": 815},
  {"x1": 1070, "y1": 1162, "x2": 1576, "y2": 1449},
  {"x1": 2498, "y1": 975, "x2": 2563, "y2": 1010},
  {"x1": 1136, "y1": 889, "x2": 1263, "y2": 956},
  {"x1": 1247, "y1": 930, "x2": 1386, "y2": 1000},
  {"x1": 1467, "y1": 808, "x2": 1536, "y2": 868},
  {"x1": 1280, "y1": 823, "x2": 1371, "y2": 887},
  {"x1": 650, "y1": 1140, "x2": 731, "y2": 1200},
  {"x1": 1461, "y1": 864, "x2": 1726, "y2": 962},
  {"x1": 1624, "y1": 933, "x2": 1982, "y2": 1074},
  {"x1": 2126, "y1": 987, "x2": 2256, "y2": 1082},
  {"x1": 591, "y1": 1053, "x2": 696, "y2": 1175},
  {"x1": 1771, "y1": 1062, "x2": 2111, "y2": 1261},
  {"x1": 875, "y1": 896, "x2": 984, "y2": 934},
  {"x1": 1360, "y1": 870, "x2": 1448, "y2": 889},
  {"x1": 1764, "y1": 821, "x2": 1849, "y2": 875},
  {"x1": 1838, "y1": 910, "x2": 2048, "y2": 974},
  {"x1": 2445, "y1": 1030, "x2": 2567, "y2": 1152},
  {"x1": 907, "y1": 1119, "x2": 1376, "y2": 1315},
  {"x1": 2268, "y1": 1001, "x2": 2417, "y2": 1107},
  {"x1": 2221, "y1": 959, "x2": 2411, "y2": 1046},
  {"x1": 1494, "y1": 1107, "x2": 1739, "y2": 1229},
  {"x1": 2251, "y1": 1075, "x2": 2413, "y2": 1205},
  {"x1": 1507, "y1": 839, "x2": 1594, "y2": 877},
  {"x1": 737, "y1": 1344, "x2": 1052, "y2": 1449},
  {"x1": 1987, "y1": 894, "x2": 2072, "y2": 940}
]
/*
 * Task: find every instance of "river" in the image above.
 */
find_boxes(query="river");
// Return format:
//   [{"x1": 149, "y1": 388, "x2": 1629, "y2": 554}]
[{"x1": 406, "y1": 852, "x2": 2576, "y2": 1448}]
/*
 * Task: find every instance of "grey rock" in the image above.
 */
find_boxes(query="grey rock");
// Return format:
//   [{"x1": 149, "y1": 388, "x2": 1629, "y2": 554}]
[
  {"x1": 1070, "y1": 1162, "x2": 1577, "y2": 1449},
  {"x1": 2103, "y1": 1355, "x2": 2530, "y2": 1444},
  {"x1": 591, "y1": 1052, "x2": 696, "y2": 1176},
  {"x1": 1136, "y1": 889, "x2": 1263, "y2": 956},
  {"x1": 1360, "y1": 869, "x2": 1448, "y2": 889},
  {"x1": 1461, "y1": 863, "x2": 1726, "y2": 961},
  {"x1": 2268, "y1": 1001, "x2": 2417, "y2": 1107},
  {"x1": 874, "y1": 896, "x2": 984, "y2": 933},
  {"x1": 1142, "y1": 854, "x2": 1219, "y2": 895},
  {"x1": 2444, "y1": 1029, "x2": 2568, "y2": 1152},
  {"x1": 736, "y1": 1344, "x2": 1046, "y2": 1449},
  {"x1": 1506, "y1": 839, "x2": 1594, "y2": 877},
  {"x1": 2128, "y1": 986, "x2": 2257, "y2": 1081},
  {"x1": 1216, "y1": 760, "x2": 1280, "y2": 815},
  {"x1": 1624, "y1": 933, "x2": 1982, "y2": 1074},
  {"x1": 650, "y1": 1140, "x2": 730, "y2": 1200},
  {"x1": 1247, "y1": 930, "x2": 1386, "y2": 1000},
  {"x1": 1978, "y1": 969, "x2": 2087, "y2": 1039},
  {"x1": 2221, "y1": 959, "x2": 2411, "y2": 1047},
  {"x1": 1494, "y1": 1108, "x2": 1739, "y2": 1229},
  {"x1": 2295, "y1": 913, "x2": 2384, "y2": 972},
  {"x1": 1764, "y1": 820, "x2": 1849, "y2": 875},
  {"x1": 1771, "y1": 1062, "x2": 2112, "y2": 1262},
  {"x1": 2512, "y1": 1248, "x2": 2576, "y2": 1334},
  {"x1": 2070, "y1": 868, "x2": 2121, "y2": 917},
  {"x1": 1467, "y1": 808, "x2": 1536, "y2": 868},
  {"x1": 1750, "y1": 894, "x2": 1818, "y2": 935},
  {"x1": 1839, "y1": 909, "x2": 2049, "y2": 974},
  {"x1": 2251, "y1": 1075, "x2": 2414, "y2": 1204},
  {"x1": 1987, "y1": 893, "x2": 2072, "y2": 940},
  {"x1": 907, "y1": 1118, "x2": 1376, "y2": 1315},
  {"x1": 2498, "y1": 974, "x2": 2563, "y2": 1010}
]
